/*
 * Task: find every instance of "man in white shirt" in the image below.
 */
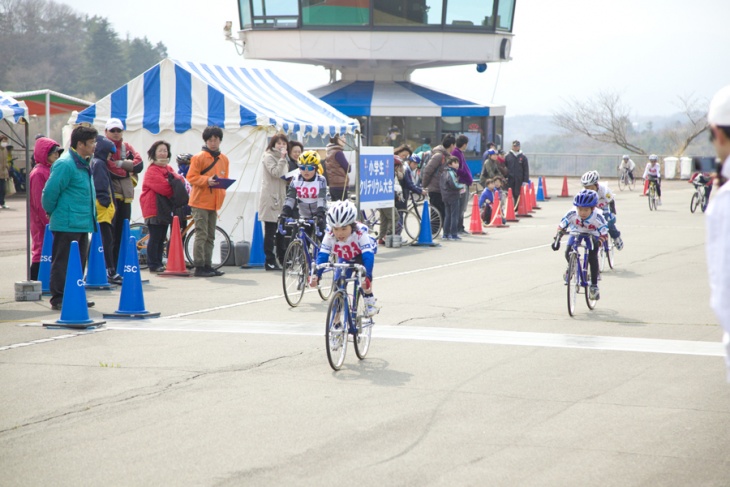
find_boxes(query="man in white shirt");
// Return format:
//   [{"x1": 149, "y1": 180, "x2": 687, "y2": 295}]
[{"x1": 706, "y1": 85, "x2": 730, "y2": 382}]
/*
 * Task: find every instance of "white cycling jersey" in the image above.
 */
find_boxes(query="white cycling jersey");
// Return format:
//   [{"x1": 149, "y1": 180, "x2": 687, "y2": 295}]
[
  {"x1": 320, "y1": 222, "x2": 375, "y2": 261},
  {"x1": 643, "y1": 162, "x2": 661, "y2": 179},
  {"x1": 593, "y1": 182, "x2": 615, "y2": 212},
  {"x1": 619, "y1": 159, "x2": 636, "y2": 171},
  {"x1": 559, "y1": 209, "x2": 609, "y2": 238}
]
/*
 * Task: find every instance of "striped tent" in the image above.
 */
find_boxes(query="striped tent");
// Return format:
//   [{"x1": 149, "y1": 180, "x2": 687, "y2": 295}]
[
  {"x1": 0, "y1": 91, "x2": 28, "y2": 124},
  {"x1": 67, "y1": 58, "x2": 360, "y2": 241}
]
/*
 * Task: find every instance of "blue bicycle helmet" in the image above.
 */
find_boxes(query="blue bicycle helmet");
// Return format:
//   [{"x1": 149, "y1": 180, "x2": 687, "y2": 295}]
[
  {"x1": 573, "y1": 189, "x2": 599, "y2": 208},
  {"x1": 409, "y1": 154, "x2": 421, "y2": 165}
]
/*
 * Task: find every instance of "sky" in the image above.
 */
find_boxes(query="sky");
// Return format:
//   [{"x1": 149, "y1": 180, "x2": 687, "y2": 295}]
[{"x1": 63, "y1": 0, "x2": 730, "y2": 118}]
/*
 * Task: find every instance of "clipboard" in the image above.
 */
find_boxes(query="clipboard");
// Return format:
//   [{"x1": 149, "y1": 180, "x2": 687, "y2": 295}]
[{"x1": 213, "y1": 178, "x2": 236, "y2": 190}]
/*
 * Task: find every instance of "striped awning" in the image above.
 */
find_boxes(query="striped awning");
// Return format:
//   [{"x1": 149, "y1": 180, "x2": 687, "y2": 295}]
[
  {"x1": 7, "y1": 90, "x2": 91, "y2": 116},
  {"x1": 311, "y1": 80, "x2": 501, "y2": 117},
  {"x1": 70, "y1": 58, "x2": 359, "y2": 137},
  {"x1": 0, "y1": 91, "x2": 28, "y2": 124}
]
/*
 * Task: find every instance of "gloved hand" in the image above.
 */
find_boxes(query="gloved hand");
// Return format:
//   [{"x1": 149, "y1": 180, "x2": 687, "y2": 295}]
[{"x1": 551, "y1": 240, "x2": 561, "y2": 251}]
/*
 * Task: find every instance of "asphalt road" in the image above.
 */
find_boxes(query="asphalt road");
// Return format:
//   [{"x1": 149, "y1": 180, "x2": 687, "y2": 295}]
[{"x1": 0, "y1": 177, "x2": 728, "y2": 487}]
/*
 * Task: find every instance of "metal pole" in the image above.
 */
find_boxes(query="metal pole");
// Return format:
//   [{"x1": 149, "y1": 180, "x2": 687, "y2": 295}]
[
  {"x1": 24, "y1": 120, "x2": 31, "y2": 281},
  {"x1": 45, "y1": 91, "x2": 51, "y2": 137},
  {"x1": 355, "y1": 131, "x2": 361, "y2": 213}
]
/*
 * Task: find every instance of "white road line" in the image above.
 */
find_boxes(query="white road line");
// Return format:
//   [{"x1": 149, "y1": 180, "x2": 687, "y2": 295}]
[{"x1": 104, "y1": 318, "x2": 723, "y2": 357}]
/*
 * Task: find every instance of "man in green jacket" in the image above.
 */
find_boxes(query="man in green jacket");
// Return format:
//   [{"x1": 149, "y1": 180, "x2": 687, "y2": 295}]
[{"x1": 42, "y1": 126, "x2": 98, "y2": 310}]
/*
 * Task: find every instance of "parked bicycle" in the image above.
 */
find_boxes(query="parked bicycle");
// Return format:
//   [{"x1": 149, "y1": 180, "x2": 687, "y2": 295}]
[
  {"x1": 317, "y1": 261, "x2": 374, "y2": 371},
  {"x1": 690, "y1": 176, "x2": 710, "y2": 213},
  {"x1": 360, "y1": 193, "x2": 443, "y2": 244},
  {"x1": 130, "y1": 215, "x2": 231, "y2": 270},
  {"x1": 553, "y1": 232, "x2": 599, "y2": 317},
  {"x1": 617, "y1": 167, "x2": 636, "y2": 191},
  {"x1": 279, "y1": 218, "x2": 334, "y2": 307}
]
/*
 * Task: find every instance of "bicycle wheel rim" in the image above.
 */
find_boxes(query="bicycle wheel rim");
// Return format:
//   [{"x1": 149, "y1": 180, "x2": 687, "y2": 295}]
[
  {"x1": 607, "y1": 242, "x2": 615, "y2": 269},
  {"x1": 283, "y1": 240, "x2": 307, "y2": 307},
  {"x1": 402, "y1": 209, "x2": 420, "y2": 243},
  {"x1": 430, "y1": 206, "x2": 443, "y2": 238},
  {"x1": 317, "y1": 252, "x2": 335, "y2": 301},
  {"x1": 325, "y1": 292, "x2": 348, "y2": 370},
  {"x1": 183, "y1": 226, "x2": 231, "y2": 270},
  {"x1": 567, "y1": 254, "x2": 578, "y2": 317},
  {"x1": 130, "y1": 223, "x2": 150, "y2": 269},
  {"x1": 690, "y1": 193, "x2": 699, "y2": 213},
  {"x1": 618, "y1": 173, "x2": 626, "y2": 191},
  {"x1": 599, "y1": 246, "x2": 606, "y2": 272},
  {"x1": 585, "y1": 263, "x2": 597, "y2": 310},
  {"x1": 353, "y1": 289, "x2": 372, "y2": 360}
]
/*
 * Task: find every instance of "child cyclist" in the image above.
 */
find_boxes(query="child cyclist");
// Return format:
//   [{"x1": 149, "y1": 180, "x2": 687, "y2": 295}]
[
  {"x1": 552, "y1": 189, "x2": 609, "y2": 301},
  {"x1": 309, "y1": 200, "x2": 379, "y2": 317},
  {"x1": 279, "y1": 150, "x2": 328, "y2": 236},
  {"x1": 643, "y1": 154, "x2": 662, "y2": 205},
  {"x1": 580, "y1": 170, "x2": 624, "y2": 250}
]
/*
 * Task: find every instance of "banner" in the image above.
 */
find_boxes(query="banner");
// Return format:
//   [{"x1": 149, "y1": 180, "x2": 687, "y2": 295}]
[{"x1": 359, "y1": 147, "x2": 394, "y2": 210}]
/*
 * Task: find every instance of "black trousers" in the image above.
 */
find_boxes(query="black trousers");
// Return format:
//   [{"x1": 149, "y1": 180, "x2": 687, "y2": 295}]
[
  {"x1": 49, "y1": 231, "x2": 89, "y2": 307},
  {"x1": 329, "y1": 187, "x2": 348, "y2": 202},
  {"x1": 0, "y1": 178, "x2": 6, "y2": 205},
  {"x1": 147, "y1": 223, "x2": 169, "y2": 269},
  {"x1": 264, "y1": 221, "x2": 286, "y2": 266},
  {"x1": 112, "y1": 199, "x2": 132, "y2": 265},
  {"x1": 428, "y1": 191, "x2": 445, "y2": 228},
  {"x1": 99, "y1": 221, "x2": 116, "y2": 271}
]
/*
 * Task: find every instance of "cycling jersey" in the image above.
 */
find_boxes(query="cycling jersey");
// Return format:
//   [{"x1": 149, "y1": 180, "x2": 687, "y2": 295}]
[
  {"x1": 643, "y1": 162, "x2": 661, "y2": 179},
  {"x1": 317, "y1": 222, "x2": 376, "y2": 278},
  {"x1": 619, "y1": 159, "x2": 636, "y2": 172},
  {"x1": 559, "y1": 209, "x2": 609, "y2": 238},
  {"x1": 593, "y1": 182, "x2": 615, "y2": 212},
  {"x1": 282, "y1": 173, "x2": 327, "y2": 219}
]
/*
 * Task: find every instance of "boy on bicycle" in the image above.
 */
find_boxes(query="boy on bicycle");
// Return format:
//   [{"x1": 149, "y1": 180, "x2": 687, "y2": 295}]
[
  {"x1": 279, "y1": 150, "x2": 328, "y2": 236},
  {"x1": 643, "y1": 154, "x2": 662, "y2": 205},
  {"x1": 580, "y1": 170, "x2": 624, "y2": 250},
  {"x1": 619, "y1": 155, "x2": 636, "y2": 183},
  {"x1": 553, "y1": 189, "x2": 609, "y2": 301},
  {"x1": 309, "y1": 200, "x2": 379, "y2": 317}
]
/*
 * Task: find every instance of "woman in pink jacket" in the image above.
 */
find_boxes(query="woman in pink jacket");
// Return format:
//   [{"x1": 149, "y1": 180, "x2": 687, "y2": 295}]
[{"x1": 28, "y1": 137, "x2": 63, "y2": 280}]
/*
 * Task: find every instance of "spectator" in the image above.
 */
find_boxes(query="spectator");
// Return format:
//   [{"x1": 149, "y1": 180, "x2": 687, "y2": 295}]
[
  {"x1": 325, "y1": 134, "x2": 350, "y2": 201},
  {"x1": 415, "y1": 137, "x2": 432, "y2": 154},
  {"x1": 481, "y1": 141, "x2": 497, "y2": 161},
  {"x1": 186, "y1": 126, "x2": 230, "y2": 277},
  {"x1": 28, "y1": 137, "x2": 63, "y2": 280},
  {"x1": 705, "y1": 84, "x2": 730, "y2": 382},
  {"x1": 377, "y1": 155, "x2": 405, "y2": 244},
  {"x1": 141, "y1": 140, "x2": 188, "y2": 273},
  {"x1": 479, "y1": 178, "x2": 495, "y2": 225},
  {"x1": 0, "y1": 136, "x2": 9, "y2": 208},
  {"x1": 505, "y1": 140, "x2": 530, "y2": 208},
  {"x1": 480, "y1": 149, "x2": 500, "y2": 188},
  {"x1": 440, "y1": 156, "x2": 465, "y2": 240},
  {"x1": 90, "y1": 135, "x2": 122, "y2": 284},
  {"x1": 257, "y1": 133, "x2": 290, "y2": 271},
  {"x1": 104, "y1": 118, "x2": 143, "y2": 265},
  {"x1": 41, "y1": 125, "x2": 98, "y2": 311},
  {"x1": 403, "y1": 154, "x2": 426, "y2": 203},
  {"x1": 451, "y1": 135, "x2": 472, "y2": 234},
  {"x1": 421, "y1": 135, "x2": 455, "y2": 222}
]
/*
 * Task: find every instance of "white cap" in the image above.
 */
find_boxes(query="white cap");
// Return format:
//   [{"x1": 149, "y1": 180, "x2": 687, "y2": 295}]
[
  {"x1": 105, "y1": 118, "x2": 124, "y2": 131},
  {"x1": 708, "y1": 85, "x2": 730, "y2": 126}
]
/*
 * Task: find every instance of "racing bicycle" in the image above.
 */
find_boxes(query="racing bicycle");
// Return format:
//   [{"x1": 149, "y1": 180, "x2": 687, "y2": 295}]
[
  {"x1": 690, "y1": 177, "x2": 709, "y2": 213},
  {"x1": 553, "y1": 232, "x2": 599, "y2": 317},
  {"x1": 617, "y1": 167, "x2": 636, "y2": 191},
  {"x1": 646, "y1": 178, "x2": 659, "y2": 211},
  {"x1": 317, "y1": 262, "x2": 374, "y2": 371},
  {"x1": 279, "y1": 218, "x2": 334, "y2": 307}
]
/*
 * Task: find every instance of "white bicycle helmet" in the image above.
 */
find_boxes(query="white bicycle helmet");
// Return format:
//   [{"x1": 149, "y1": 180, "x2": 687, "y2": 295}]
[
  {"x1": 649, "y1": 154, "x2": 658, "y2": 162},
  {"x1": 326, "y1": 200, "x2": 357, "y2": 227},
  {"x1": 581, "y1": 170, "x2": 600, "y2": 187},
  {"x1": 622, "y1": 154, "x2": 629, "y2": 160}
]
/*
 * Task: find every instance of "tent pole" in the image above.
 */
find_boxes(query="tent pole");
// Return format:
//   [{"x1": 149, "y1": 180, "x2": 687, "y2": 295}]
[
  {"x1": 45, "y1": 91, "x2": 51, "y2": 136},
  {"x1": 24, "y1": 120, "x2": 31, "y2": 281},
  {"x1": 355, "y1": 131, "x2": 361, "y2": 213}
]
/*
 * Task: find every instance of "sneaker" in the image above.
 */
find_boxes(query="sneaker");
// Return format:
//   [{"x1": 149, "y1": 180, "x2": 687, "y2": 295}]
[
  {"x1": 194, "y1": 267, "x2": 215, "y2": 277},
  {"x1": 264, "y1": 262, "x2": 282, "y2": 272},
  {"x1": 108, "y1": 273, "x2": 123, "y2": 285},
  {"x1": 614, "y1": 237, "x2": 624, "y2": 251},
  {"x1": 149, "y1": 266, "x2": 166, "y2": 273},
  {"x1": 657, "y1": 199, "x2": 662, "y2": 206},
  {"x1": 589, "y1": 285, "x2": 600, "y2": 301},
  {"x1": 458, "y1": 229, "x2": 470, "y2": 235},
  {"x1": 363, "y1": 296, "x2": 380, "y2": 317},
  {"x1": 441, "y1": 235, "x2": 452, "y2": 240},
  {"x1": 205, "y1": 266, "x2": 225, "y2": 276},
  {"x1": 451, "y1": 234, "x2": 462, "y2": 240},
  {"x1": 0, "y1": 204, "x2": 8, "y2": 209}
]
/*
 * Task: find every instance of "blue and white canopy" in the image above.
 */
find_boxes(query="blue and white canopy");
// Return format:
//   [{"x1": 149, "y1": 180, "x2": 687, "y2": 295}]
[
  {"x1": 311, "y1": 80, "x2": 502, "y2": 118},
  {"x1": 71, "y1": 58, "x2": 359, "y2": 137},
  {"x1": 0, "y1": 90, "x2": 28, "y2": 124}
]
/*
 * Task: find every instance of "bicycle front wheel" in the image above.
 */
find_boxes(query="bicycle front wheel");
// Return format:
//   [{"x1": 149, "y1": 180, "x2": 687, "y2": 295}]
[
  {"x1": 690, "y1": 192, "x2": 700, "y2": 213},
  {"x1": 429, "y1": 205, "x2": 443, "y2": 238},
  {"x1": 283, "y1": 240, "x2": 307, "y2": 307},
  {"x1": 598, "y1": 243, "x2": 606, "y2": 273},
  {"x1": 317, "y1": 252, "x2": 336, "y2": 301},
  {"x1": 325, "y1": 291, "x2": 348, "y2": 371},
  {"x1": 648, "y1": 186, "x2": 656, "y2": 211},
  {"x1": 617, "y1": 172, "x2": 626, "y2": 191},
  {"x1": 353, "y1": 289, "x2": 372, "y2": 360},
  {"x1": 401, "y1": 208, "x2": 421, "y2": 243},
  {"x1": 129, "y1": 223, "x2": 150, "y2": 269},
  {"x1": 183, "y1": 226, "x2": 232, "y2": 270},
  {"x1": 629, "y1": 175, "x2": 636, "y2": 191},
  {"x1": 567, "y1": 253, "x2": 579, "y2": 317},
  {"x1": 606, "y1": 240, "x2": 615, "y2": 269},
  {"x1": 585, "y1": 261, "x2": 598, "y2": 310}
]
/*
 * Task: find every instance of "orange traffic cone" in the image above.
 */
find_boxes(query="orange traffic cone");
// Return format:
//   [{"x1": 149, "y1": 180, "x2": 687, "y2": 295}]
[
  {"x1": 530, "y1": 181, "x2": 541, "y2": 210},
  {"x1": 488, "y1": 191, "x2": 509, "y2": 228},
  {"x1": 517, "y1": 186, "x2": 533, "y2": 217},
  {"x1": 505, "y1": 188, "x2": 519, "y2": 222},
  {"x1": 159, "y1": 216, "x2": 191, "y2": 277},
  {"x1": 541, "y1": 176, "x2": 552, "y2": 200},
  {"x1": 559, "y1": 176, "x2": 570, "y2": 197},
  {"x1": 525, "y1": 184, "x2": 534, "y2": 213},
  {"x1": 641, "y1": 178, "x2": 649, "y2": 196},
  {"x1": 469, "y1": 193, "x2": 485, "y2": 235}
]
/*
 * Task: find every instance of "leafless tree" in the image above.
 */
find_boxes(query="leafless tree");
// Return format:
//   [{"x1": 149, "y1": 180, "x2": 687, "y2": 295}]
[{"x1": 552, "y1": 91, "x2": 709, "y2": 157}]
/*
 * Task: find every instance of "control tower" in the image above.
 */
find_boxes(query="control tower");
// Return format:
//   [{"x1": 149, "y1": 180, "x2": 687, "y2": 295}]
[{"x1": 232, "y1": 0, "x2": 515, "y2": 158}]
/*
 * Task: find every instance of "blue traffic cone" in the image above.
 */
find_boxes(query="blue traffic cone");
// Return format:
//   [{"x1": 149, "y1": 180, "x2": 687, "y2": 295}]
[
  {"x1": 247, "y1": 212, "x2": 265, "y2": 267},
  {"x1": 104, "y1": 236, "x2": 160, "y2": 319},
  {"x1": 537, "y1": 177, "x2": 546, "y2": 202},
  {"x1": 115, "y1": 219, "x2": 130, "y2": 276},
  {"x1": 85, "y1": 223, "x2": 114, "y2": 290},
  {"x1": 43, "y1": 241, "x2": 105, "y2": 329},
  {"x1": 39, "y1": 224, "x2": 53, "y2": 295},
  {"x1": 412, "y1": 200, "x2": 440, "y2": 247}
]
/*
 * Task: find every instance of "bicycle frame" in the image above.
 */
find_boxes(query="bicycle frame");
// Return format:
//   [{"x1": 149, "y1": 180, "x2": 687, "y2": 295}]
[
  {"x1": 281, "y1": 218, "x2": 321, "y2": 268},
  {"x1": 568, "y1": 235, "x2": 593, "y2": 288}
]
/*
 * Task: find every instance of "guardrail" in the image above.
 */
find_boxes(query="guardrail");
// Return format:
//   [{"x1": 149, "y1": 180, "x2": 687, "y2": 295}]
[{"x1": 525, "y1": 153, "x2": 693, "y2": 179}]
